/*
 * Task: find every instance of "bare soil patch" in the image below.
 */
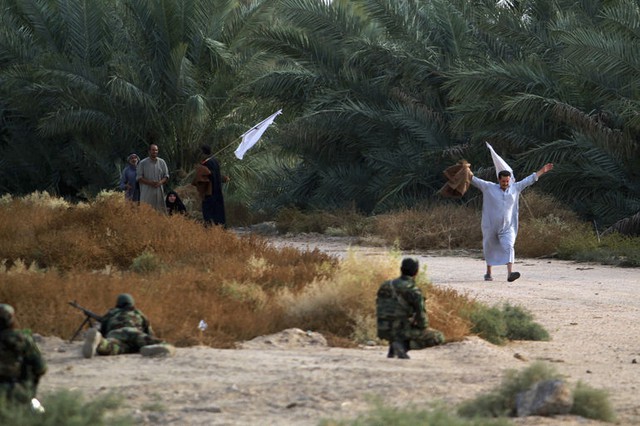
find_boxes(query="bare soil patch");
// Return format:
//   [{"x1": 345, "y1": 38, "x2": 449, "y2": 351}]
[{"x1": 38, "y1": 235, "x2": 640, "y2": 425}]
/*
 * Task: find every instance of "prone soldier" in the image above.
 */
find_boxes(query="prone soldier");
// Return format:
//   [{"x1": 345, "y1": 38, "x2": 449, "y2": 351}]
[{"x1": 82, "y1": 294, "x2": 174, "y2": 358}]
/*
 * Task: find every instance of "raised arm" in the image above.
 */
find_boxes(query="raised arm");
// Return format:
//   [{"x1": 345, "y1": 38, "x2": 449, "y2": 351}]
[{"x1": 535, "y1": 163, "x2": 554, "y2": 179}]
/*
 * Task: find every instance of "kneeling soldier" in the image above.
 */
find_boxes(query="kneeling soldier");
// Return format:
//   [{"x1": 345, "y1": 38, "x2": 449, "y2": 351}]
[{"x1": 376, "y1": 258, "x2": 444, "y2": 359}]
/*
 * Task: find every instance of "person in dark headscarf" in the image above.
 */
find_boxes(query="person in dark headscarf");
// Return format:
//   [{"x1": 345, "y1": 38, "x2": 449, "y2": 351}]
[{"x1": 165, "y1": 190, "x2": 187, "y2": 216}]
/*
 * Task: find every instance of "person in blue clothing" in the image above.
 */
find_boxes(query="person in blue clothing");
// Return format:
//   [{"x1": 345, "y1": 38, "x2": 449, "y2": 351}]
[{"x1": 119, "y1": 153, "x2": 140, "y2": 202}]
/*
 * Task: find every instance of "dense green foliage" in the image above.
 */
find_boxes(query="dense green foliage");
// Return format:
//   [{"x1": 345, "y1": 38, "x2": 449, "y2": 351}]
[{"x1": 1, "y1": 0, "x2": 638, "y2": 229}]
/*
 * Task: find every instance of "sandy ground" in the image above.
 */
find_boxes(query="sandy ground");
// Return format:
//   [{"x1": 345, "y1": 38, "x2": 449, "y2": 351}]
[{"x1": 38, "y1": 235, "x2": 640, "y2": 425}]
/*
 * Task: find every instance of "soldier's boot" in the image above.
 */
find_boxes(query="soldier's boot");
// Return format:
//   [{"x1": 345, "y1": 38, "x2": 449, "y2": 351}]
[
  {"x1": 391, "y1": 341, "x2": 410, "y2": 359},
  {"x1": 82, "y1": 328, "x2": 102, "y2": 358},
  {"x1": 387, "y1": 344, "x2": 395, "y2": 358},
  {"x1": 140, "y1": 343, "x2": 176, "y2": 358}
]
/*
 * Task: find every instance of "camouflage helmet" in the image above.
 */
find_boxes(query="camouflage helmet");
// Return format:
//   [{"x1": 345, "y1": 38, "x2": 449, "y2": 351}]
[
  {"x1": 0, "y1": 303, "x2": 15, "y2": 328},
  {"x1": 116, "y1": 293, "x2": 134, "y2": 308}
]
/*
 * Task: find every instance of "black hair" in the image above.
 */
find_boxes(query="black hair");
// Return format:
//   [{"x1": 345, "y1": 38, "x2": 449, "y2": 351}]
[
  {"x1": 400, "y1": 258, "x2": 419, "y2": 276},
  {"x1": 498, "y1": 170, "x2": 511, "y2": 178},
  {"x1": 200, "y1": 144, "x2": 212, "y2": 156}
]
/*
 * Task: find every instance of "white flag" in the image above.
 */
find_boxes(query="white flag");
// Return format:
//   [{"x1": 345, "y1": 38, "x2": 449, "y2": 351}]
[
  {"x1": 234, "y1": 109, "x2": 283, "y2": 160},
  {"x1": 486, "y1": 142, "x2": 515, "y2": 181}
]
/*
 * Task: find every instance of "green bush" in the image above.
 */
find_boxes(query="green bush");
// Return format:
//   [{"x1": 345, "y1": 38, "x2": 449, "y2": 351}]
[
  {"x1": 458, "y1": 362, "x2": 616, "y2": 422},
  {"x1": 558, "y1": 232, "x2": 640, "y2": 267},
  {"x1": 458, "y1": 362, "x2": 561, "y2": 417},
  {"x1": 130, "y1": 250, "x2": 162, "y2": 274},
  {"x1": 468, "y1": 303, "x2": 549, "y2": 345},
  {"x1": 503, "y1": 304, "x2": 550, "y2": 341},
  {"x1": 469, "y1": 305, "x2": 508, "y2": 345},
  {"x1": 571, "y1": 381, "x2": 616, "y2": 422},
  {"x1": 0, "y1": 390, "x2": 132, "y2": 426}
]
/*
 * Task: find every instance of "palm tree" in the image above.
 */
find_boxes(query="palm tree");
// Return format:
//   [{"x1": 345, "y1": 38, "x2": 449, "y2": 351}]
[
  {"x1": 245, "y1": 0, "x2": 477, "y2": 213},
  {"x1": 447, "y1": 0, "x2": 640, "y2": 228},
  {"x1": 0, "y1": 0, "x2": 123, "y2": 195},
  {"x1": 0, "y1": 0, "x2": 271, "y2": 200}
]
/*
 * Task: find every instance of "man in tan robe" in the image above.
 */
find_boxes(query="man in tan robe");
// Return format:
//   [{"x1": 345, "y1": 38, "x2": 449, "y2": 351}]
[{"x1": 137, "y1": 144, "x2": 169, "y2": 214}]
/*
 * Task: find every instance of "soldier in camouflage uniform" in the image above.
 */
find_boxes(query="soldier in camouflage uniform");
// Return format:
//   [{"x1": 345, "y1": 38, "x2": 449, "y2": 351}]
[
  {"x1": 82, "y1": 294, "x2": 166, "y2": 358},
  {"x1": 376, "y1": 258, "x2": 444, "y2": 359},
  {"x1": 0, "y1": 304, "x2": 47, "y2": 404}
]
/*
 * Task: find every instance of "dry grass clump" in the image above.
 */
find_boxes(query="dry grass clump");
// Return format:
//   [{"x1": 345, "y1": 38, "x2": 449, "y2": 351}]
[
  {"x1": 0, "y1": 192, "x2": 336, "y2": 347},
  {"x1": 427, "y1": 285, "x2": 476, "y2": 342},
  {"x1": 0, "y1": 191, "x2": 335, "y2": 285},
  {"x1": 518, "y1": 190, "x2": 580, "y2": 224},
  {"x1": 516, "y1": 191, "x2": 586, "y2": 258},
  {"x1": 275, "y1": 206, "x2": 371, "y2": 236},
  {"x1": 274, "y1": 250, "x2": 398, "y2": 344},
  {"x1": 372, "y1": 204, "x2": 483, "y2": 250},
  {"x1": 0, "y1": 192, "x2": 520, "y2": 348},
  {"x1": 275, "y1": 251, "x2": 475, "y2": 345},
  {"x1": 369, "y1": 192, "x2": 588, "y2": 260}
]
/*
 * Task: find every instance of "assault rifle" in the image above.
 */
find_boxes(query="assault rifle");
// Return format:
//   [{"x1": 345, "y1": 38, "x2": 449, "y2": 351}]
[{"x1": 68, "y1": 301, "x2": 104, "y2": 343}]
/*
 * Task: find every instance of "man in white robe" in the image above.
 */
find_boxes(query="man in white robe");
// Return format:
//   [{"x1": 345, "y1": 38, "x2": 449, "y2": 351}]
[
  {"x1": 137, "y1": 144, "x2": 169, "y2": 214},
  {"x1": 470, "y1": 162, "x2": 553, "y2": 282}
]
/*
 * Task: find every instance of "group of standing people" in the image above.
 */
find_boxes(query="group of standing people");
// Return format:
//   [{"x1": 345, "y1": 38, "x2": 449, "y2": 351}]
[{"x1": 119, "y1": 144, "x2": 227, "y2": 226}]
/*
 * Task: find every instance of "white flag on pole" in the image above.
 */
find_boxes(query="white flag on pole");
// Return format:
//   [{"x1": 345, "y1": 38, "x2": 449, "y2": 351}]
[
  {"x1": 486, "y1": 142, "x2": 515, "y2": 181},
  {"x1": 234, "y1": 109, "x2": 283, "y2": 160}
]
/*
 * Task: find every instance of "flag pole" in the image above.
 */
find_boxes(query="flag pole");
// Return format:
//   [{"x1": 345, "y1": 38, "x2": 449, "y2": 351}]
[
  {"x1": 209, "y1": 109, "x2": 282, "y2": 158},
  {"x1": 212, "y1": 135, "x2": 242, "y2": 158}
]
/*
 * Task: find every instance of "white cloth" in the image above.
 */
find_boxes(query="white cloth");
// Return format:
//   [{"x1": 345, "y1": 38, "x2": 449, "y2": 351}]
[
  {"x1": 486, "y1": 142, "x2": 515, "y2": 181},
  {"x1": 137, "y1": 157, "x2": 169, "y2": 214},
  {"x1": 235, "y1": 109, "x2": 282, "y2": 160},
  {"x1": 471, "y1": 173, "x2": 538, "y2": 265}
]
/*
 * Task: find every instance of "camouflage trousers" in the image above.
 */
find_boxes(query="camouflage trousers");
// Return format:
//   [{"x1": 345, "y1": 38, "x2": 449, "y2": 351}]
[
  {"x1": 97, "y1": 327, "x2": 163, "y2": 356},
  {"x1": 405, "y1": 327, "x2": 445, "y2": 349},
  {"x1": 378, "y1": 319, "x2": 445, "y2": 349}
]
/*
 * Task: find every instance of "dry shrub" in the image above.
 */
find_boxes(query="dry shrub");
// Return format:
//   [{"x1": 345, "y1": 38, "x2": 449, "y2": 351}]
[
  {"x1": 426, "y1": 285, "x2": 475, "y2": 342},
  {"x1": 372, "y1": 205, "x2": 483, "y2": 250},
  {"x1": 0, "y1": 193, "x2": 483, "y2": 349},
  {"x1": 273, "y1": 251, "x2": 475, "y2": 345},
  {"x1": 275, "y1": 206, "x2": 370, "y2": 236},
  {"x1": 274, "y1": 250, "x2": 399, "y2": 341},
  {"x1": 0, "y1": 192, "x2": 335, "y2": 347},
  {"x1": 0, "y1": 266, "x2": 300, "y2": 348},
  {"x1": 518, "y1": 190, "x2": 579, "y2": 223},
  {"x1": 516, "y1": 191, "x2": 586, "y2": 258}
]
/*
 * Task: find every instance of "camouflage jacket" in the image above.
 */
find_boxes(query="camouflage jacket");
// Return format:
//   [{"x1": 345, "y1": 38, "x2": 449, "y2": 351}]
[
  {"x1": 376, "y1": 275, "x2": 427, "y2": 329},
  {"x1": 99, "y1": 307, "x2": 153, "y2": 336},
  {"x1": 0, "y1": 329, "x2": 47, "y2": 386}
]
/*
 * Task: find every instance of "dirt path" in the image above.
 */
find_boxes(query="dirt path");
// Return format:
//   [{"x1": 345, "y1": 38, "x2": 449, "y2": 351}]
[{"x1": 38, "y1": 236, "x2": 640, "y2": 425}]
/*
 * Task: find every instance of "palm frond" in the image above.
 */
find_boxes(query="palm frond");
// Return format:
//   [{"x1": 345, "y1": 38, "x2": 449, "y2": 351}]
[{"x1": 603, "y1": 210, "x2": 640, "y2": 236}]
